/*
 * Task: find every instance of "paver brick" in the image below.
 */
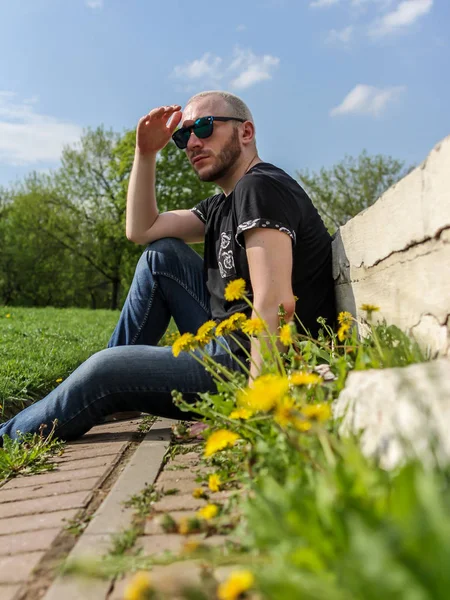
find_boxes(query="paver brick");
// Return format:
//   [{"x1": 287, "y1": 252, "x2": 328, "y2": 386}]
[
  {"x1": 0, "y1": 465, "x2": 106, "y2": 490},
  {"x1": 144, "y1": 510, "x2": 199, "y2": 535},
  {"x1": 152, "y1": 493, "x2": 207, "y2": 513},
  {"x1": 0, "y1": 509, "x2": 79, "y2": 535},
  {"x1": 0, "y1": 476, "x2": 100, "y2": 504},
  {"x1": 54, "y1": 455, "x2": 120, "y2": 471},
  {"x1": 0, "y1": 551, "x2": 45, "y2": 583},
  {"x1": 168, "y1": 452, "x2": 202, "y2": 467},
  {"x1": 0, "y1": 527, "x2": 60, "y2": 556},
  {"x1": 53, "y1": 446, "x2": 121, "y2": 464},
  {"x1": 0, "y1": 584, "x2": 22, "y2": 600},
  {"x1": 0, "y1": 490, "x2": 92, "y2": 519},
  {"x1": 156, "y1": 467, "x2": 210, "y2": 483}
]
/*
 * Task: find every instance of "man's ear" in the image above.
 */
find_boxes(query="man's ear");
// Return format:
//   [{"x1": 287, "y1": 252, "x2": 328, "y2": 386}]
[{"x1": 241, "y1": 121, "x2": 256, "y2": 146}]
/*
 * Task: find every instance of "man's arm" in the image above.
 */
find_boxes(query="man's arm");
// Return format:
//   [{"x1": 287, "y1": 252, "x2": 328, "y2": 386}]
[
  {"x1": 244, "y1": 228, "x2": 296, "y2": 380},
  {"x1": 126, "y1": 105, "x2": 205, "y2": 245}
]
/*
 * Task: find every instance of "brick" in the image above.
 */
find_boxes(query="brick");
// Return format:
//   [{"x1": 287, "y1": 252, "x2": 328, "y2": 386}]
[
  {"x1": 0, "y1": 490, "x2": 92, "y2": 519},
  {"x1": 0, "y1": 476, "x2": 100, "y2": 504},
  {"x1": 0, "y1": 509, "x2": 79, "y2": 535},
  {"x1": 0, "y1": 466, "x2": 106, "y2": 490},
  {"x1": 168, "y1": 452, "x2": 202, "y2": 467},
  {"x1": 0, "y1": 584, "x2": 22, "y2": 600},
  {"x1": 136, "y1": 534, "x2": 187, "y2": 555},
  {"x1": 155, "y1": 479, "x2": 201, "y2": 495},
  {"x1": 53, "y1": 446, "x2": 120, "y2": 464},
  {"x1": 55, "y1": 455, "x2": 119, "y2": 471},
  {"x1": 0, "y1": 551, "x2": 44, "y2": 583},
  {"x1": 152, "y1": 493, "x2": 207, "y2": 513},
  {"x1": 0, "y1": 528, "x2": 60, "y2": 556}
]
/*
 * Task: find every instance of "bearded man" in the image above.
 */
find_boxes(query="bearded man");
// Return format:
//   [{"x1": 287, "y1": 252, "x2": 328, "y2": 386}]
[{"x1": 0, "y1": 91, "x2": 335, "y2": 442}]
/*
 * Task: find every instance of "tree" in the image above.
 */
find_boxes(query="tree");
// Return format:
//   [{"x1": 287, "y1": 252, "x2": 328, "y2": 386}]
[{"x1": 297, "y1": 151, "x2": 410, "y2": 233}]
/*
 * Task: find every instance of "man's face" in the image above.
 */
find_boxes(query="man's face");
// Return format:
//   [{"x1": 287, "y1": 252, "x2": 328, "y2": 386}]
[{"x1": 181, "y1": 97, "x2": 243, "y2": 183}]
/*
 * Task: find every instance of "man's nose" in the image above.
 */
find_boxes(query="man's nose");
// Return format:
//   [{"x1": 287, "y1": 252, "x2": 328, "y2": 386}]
[{"x1": 186, "y1": 129, "x2": 204, "y2": 151}]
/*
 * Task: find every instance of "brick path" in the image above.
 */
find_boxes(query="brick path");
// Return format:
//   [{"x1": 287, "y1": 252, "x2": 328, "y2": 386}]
[
  {"x1": 0, "y1": 419, "x2": 239, "y2": 600},
  {"x1": 0, "y1": 417, "x2": 143, "y2": 600}
]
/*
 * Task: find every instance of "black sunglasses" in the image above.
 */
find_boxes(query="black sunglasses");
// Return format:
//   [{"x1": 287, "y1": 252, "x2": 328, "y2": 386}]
[{"x1": 172, "y1": 116, "x2": 246, "y2": 149}]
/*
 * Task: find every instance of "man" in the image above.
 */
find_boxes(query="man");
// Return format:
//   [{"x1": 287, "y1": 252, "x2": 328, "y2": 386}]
[{"x1": 0, "y1": 91, "x2": 335, "y2": 442}]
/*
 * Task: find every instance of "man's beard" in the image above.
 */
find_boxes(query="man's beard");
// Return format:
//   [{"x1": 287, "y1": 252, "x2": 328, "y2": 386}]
[{"x1": 195, "y1": 128, "x2": 242, "y2": 183}]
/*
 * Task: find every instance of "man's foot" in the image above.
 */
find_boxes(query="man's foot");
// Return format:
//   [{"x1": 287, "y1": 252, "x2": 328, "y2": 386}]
[{"x1": 172, "y1": 421, "x2": 208, "y2": 442}]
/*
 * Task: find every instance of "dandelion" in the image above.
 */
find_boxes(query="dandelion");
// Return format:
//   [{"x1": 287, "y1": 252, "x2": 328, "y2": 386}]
[
  {"x1": 293, "y1": 419, "x2": 312, "y2": 432},
  {"x1": 192, "y1": 487, "x2": 207, "y2": 499},
  {"x1": 195, "y1": 320, "x2": 216, "y2": 346},
  {"x1": 204, "y1": 430, "x2": 240, "y2": 458},
  {"x1": 182, "y1": 540, "x2": 200, "y2": 553},
  {"x1": 337, "y1": 323, "x2": 351, "y2": 342},
  {"x1": 178, "y1": 517, "x2": 190, "y2": 535},
  {"x1": 5, "y1": 314, "x2": 10, "y2": 318},
  {"x1": 274, "y1": 396, "x2": 296, "y2": 428},
  {"x1": 229, "y1": 408, "x2": 253, "y2": 420},
  {"x1": 290, "y1": 371, "x2": 322, "y2": 386},
  {"x1": 124, "y1": 571, "x2": 153, "y2": 600},
  {"x1": 302, "y1": 403, "x2": 332, "y2": 423},
  {"x1": 55, "y1": 378, "x2": 63, "y2": 383},
  {"x1": 216, "y1": 317, "x2": 238, "y2": 337},
  {"x1": 360, "y1": 303, "x2": 380, "y2": 313},
  {"x1": 224, "y1": 278, "x2": 247, "y2": 301},
  {"x1": 237, "y1": 374, "x2": 289, "y2": 413},
  {"x1": 279, "y1": 323, "x2": 293, "y2": 346},
  {"x1": 172, "y1": 332, "x2": 197, "y2": 357},
  {"x1": 241, "y1": 318, "x2": 265, "y2": 336},
  {"x1": 217, "y1": 570, "x2": 255, "y2": 600},
  {"x1": 208, "y1": 474, "x2": 222, "y2": 493},
  {"x1": 337, "y1": 311, "x2": 353, "y2": 326},
  {"x1": 197, "y1": 503, "x2": 219, "y2": 520}
]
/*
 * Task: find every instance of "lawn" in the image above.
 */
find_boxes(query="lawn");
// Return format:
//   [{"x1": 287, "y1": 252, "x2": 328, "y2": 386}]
[{"x1": 0, "y1": 307, "x2": 119, "y2": 420}]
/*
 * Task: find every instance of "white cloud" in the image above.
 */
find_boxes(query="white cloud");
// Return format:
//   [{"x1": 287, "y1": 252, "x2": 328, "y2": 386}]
[
  {"x1": 85, "y1": 0, "x2": 103, "y2": 8},
  {"x1": 310, "y1": 0, "x2": 340, "y2": 7},
  {"x1": 330, "y1": 84, "x2": 405, "y2": 116},
  {"x1": 172, "y1": 47, "x2": 280, "y2": 91},
  {"x1": 370, "y1": 0, "x2": 433, "y2": 36},
  {"x1": 326, "y1": 25, "x2": 354, "y2": 43},
  {"x1": 0, "y1": 92, "x2": 82, "y2": 165}
]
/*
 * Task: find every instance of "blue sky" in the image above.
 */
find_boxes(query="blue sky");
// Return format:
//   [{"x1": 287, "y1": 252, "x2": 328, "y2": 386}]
[{"x1": 0, "y1": 0, "x2": 448, "y2": 187}]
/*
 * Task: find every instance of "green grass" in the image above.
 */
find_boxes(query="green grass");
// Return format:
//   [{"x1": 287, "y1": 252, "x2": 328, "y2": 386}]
[{"x1": 0, "y1": 307, "x2": 120, "y2": 420}]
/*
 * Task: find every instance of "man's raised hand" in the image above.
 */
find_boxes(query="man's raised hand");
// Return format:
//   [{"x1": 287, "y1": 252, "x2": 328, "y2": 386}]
[{"x1": 136, "y1": 105, "x2": 182, "y2": 155}]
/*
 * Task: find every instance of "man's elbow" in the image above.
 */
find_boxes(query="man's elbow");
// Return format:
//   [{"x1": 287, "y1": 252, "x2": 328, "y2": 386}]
[{"x1": 253, "y1": 294, "x2": 296, "y2": 322}]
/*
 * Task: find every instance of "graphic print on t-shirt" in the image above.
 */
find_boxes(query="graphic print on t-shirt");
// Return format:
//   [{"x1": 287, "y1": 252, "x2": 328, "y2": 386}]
[{"x1": 218, "y1": 231, "x2": 236, "y2": 278}]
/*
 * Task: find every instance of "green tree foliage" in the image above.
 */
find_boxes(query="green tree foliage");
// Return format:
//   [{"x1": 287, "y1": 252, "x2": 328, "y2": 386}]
[
  {"x1": 0, "y1": 129, "x2": 216, "y2": 309},
  {"x1": 297, "y1": 151, "x2": 410, "y2": 233}
]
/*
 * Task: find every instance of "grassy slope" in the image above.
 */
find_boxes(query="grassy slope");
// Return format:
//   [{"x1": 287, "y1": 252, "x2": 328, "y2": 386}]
[{"x1": 0, "y1": 307, "x2": 120, "y2": 420}]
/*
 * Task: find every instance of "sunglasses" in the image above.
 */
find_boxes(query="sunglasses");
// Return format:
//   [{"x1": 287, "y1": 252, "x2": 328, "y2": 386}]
[{"x1": 172, "y1": 116, "x2": 246, "y2": 149}]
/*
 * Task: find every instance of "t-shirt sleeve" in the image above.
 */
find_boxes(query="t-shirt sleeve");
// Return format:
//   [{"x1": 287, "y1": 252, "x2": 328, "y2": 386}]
[
  {"x1": 233, "y1": 174, "x2": 300, "y2": 249},
  {"x1": 190, "y1": 197, "x2": 209, "y2": 224}
]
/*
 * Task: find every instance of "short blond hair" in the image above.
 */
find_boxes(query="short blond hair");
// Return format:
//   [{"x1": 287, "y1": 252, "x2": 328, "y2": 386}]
[{"x1": 185, "y1": 91, "x2": 254, "y2": 123}]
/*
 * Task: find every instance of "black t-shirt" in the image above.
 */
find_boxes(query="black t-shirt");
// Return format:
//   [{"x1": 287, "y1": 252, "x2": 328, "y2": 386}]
[{"x1": 191, "y1": 162, "x2": 335, "y2": 355}]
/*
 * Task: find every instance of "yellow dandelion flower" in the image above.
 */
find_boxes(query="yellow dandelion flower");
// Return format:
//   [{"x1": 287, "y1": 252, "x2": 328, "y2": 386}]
[
  {"x1": 195, "y1": 320, "x2": 216, "y2": 346},
  {"x1": 302, "y1": 403, "x2": 332, "y2": 423},
  {"x1": 204, "y1": 430, "x2": 240, "y2": 458},
  {"x1": 228, "y1": 312, "x2": 248, "y2": 326},
  {"x1": 237, "y1": 374, "x2": 289, "y2": 413},
  {"x1": 124, "y1": 571, "x2": 153, "y2": 600},
  {"x1": 279, "y1": 323, "x2": 293, "y2": 346},
  {"x1": 293, "y1": 418, "x2": 312, "y2": 432},
  {"x1": 224, "y1": 279, "x2": 247, "y2": 301},
  {"x1": 216, "y1": 317, "x2": 237, "y2": 337},
  {"x1": 229, "y1": 407, "x2": 253, "y2": 420},
  {"x1": 274, "y1": 396, "x2": 296, "y2": 428},
  {"x1": 178, "y1": 517, "x2": 190, "y2": 535},
  {"x1": 337, "y1": 311, "x2": 353, "y2": 326},
  {"x1": 182, "y1": 540, "x2": 200, "y2": 553},
  {"x1": 241, "y1": 318, "x2": 265, "y2": 336},
  {"x1": 337, "y1": 323, "x2": 351, "y2": 342},
  {"x1": 290, "y1": 371, "x2": 322, "y2": 386},
  {"x1": 217, "y1": 570, "x2": 255, "y2": 600},
  {"x1": 192, "y1": 487, "x2": 207, "y2": 499},
  {"x1": 55, "y1": 378, "x2": 63, "y2": 383},
  {"x1": 360, "y1": 303, "x2": 380, "y2": 313},
  {"x1": 197, "y1": 503, "x2": 219, "y2": 520},
  {"x1": 5, "y1": 314, "x2": 11, "y2": 318},
  {"x1": 208, "y1": 474, "x2": 222, "y2": 493},
  {"x1": 172, "y1": 332, "x2": 197, "y2": 357}
]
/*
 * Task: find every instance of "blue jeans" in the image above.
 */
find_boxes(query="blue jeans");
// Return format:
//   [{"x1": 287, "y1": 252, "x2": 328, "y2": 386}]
[{"x1": 0, "y1": 238, "x2": 244, "y2": 441}]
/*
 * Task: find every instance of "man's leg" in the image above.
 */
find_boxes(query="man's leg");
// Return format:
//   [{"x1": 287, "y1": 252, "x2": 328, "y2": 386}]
[
  {"x1": 108, "y1": 237, "x2": 210, "y2": 347},
  {"x1": 0, "y1": 339, "x2": 242, "y2": 441}
]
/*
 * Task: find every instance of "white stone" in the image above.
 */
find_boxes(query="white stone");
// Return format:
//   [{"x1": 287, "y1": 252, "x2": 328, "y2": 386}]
[{"x1": 334, "y1": 359, "x2": 450, "y2": 469}]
